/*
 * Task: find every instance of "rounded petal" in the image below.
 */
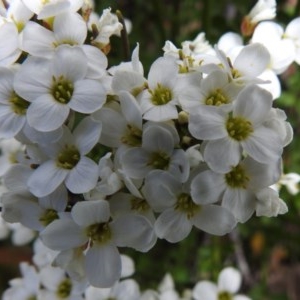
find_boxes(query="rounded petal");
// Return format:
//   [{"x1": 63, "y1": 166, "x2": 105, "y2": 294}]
[
  {"x1": 222, "y1": 188, "x2": 256, "y2": 223},
  {"x1": 191, "y1": 205, "x2": 237, "y2": 235},
  {"x1": 73, "y1": 117, "x2": 101, "y2": 154},
  {"x1": 69, "y1": 79, "x2": 107, "y2": 113},
  {"x1": 65, "y1": 157, "x2": 98, "y2": 194},
  {"x1": 193, "y1": 281, "x2": 217, "y2": 300},
  {"x1": 54, "y1": 12, "x2": 87, "y2": 45},
  {"x1": 28, "y1": 160, "x2": 68, "y2": 197},
  {"x1": 188, "y1": 106, "x2": 228, "y2": 140},
  {"x1": 218, "y1": 267, "x2": 241, "y2": 294},
  {"x1": 234, "y1": 43, "x2": 270, "y2": 78},
  {"x1": 85, "y1": 244, "x2": 121, "y2": 288},
  {"x1": 234, "y1": 85, "x2": 272, "y2": 125},
  {"x1": 41, "y1": 219, "x2": 87, "y2": 251},
  {"x1": 111, "y1": 214, "x2": 156, "y2": 252},
  {"x1": 71, "y1": 200, "x2": 110, "y2": 227},
  {"x1": 154, "y1": 209, "x2": 192, "y2": 243},
  {"x1": 27, "y1": 94, "x2": 70, "y2": 131},
  {"x1": 242, "y1": 126, "x2": 283, "y2": 163},
  {"x1": 191, "y1": 170, "x2": 225, "y2": 204}
]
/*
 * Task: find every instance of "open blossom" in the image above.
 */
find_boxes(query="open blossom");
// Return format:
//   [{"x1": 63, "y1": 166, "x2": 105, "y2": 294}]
[
  {"x1": 193, "y1": 267, "x2": 251, "y2": 300},
  {"x1": 28, "y1": 117, "x2": 101, "y2": 197},
  {"x1": 189, "y1": 84, "x2": 283, "y2": 173},
  {"x1": 14, "y1": 45, "x2": 107, "y2": 132},
  {"x1": 41, "y1": 199, "x2": 155, "y2": 287}
]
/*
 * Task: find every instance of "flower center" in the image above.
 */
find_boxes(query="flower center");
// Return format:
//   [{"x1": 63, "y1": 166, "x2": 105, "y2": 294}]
[
  {"x1": 205, "y1": 89, "x2": 229, "y2": 106},
  {"x1": 56, "y1": 145, "x2": 80, "y2": 170},
  {"x1": 9, "y1": 91, "x2": 30, "y2": 115},
  {"x1": 39, "y1": 209, "x2": 59, "y2": 226},
  {"x1": 226, "y1": 116, "x2": 253, "y2": 141},
  {"x1": 51, "y1": 75, "x2": 74, "y2": 104},
  {"x1": 218, "y1": 291, "x2": 233, "y2": 300},
  {"x1": 121, "y1": 124, "x2": 142, "y2": 147},
  {"x1": 175, "y1": 193, "x2": 200, "y2": 219},
  {"x1": 150, "y1": 83, "x2": 173, "y2": 105},
  {"x1": 225, "y1": 164, "x2": 249, "y2": 189},
  {"x1": 56, "y1": 278, "x2": 72, "y2": 299},
  {"x1": 130, "y1": 197, "x2": 150, "y2": 212},
  {"x1": 86, "y1": 222, "x2": 112, "y2": 244},
  {"x1": 147, "y1": 151, "x2": 170, "y2": 170}
]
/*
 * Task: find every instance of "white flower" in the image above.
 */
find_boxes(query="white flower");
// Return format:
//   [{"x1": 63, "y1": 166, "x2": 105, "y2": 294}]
[
  {"x1": 0, "y1": 66, "x2": 30, "y2": 138},
  {"x1": 140, "y1": 56, "x2": 180, "y2": 121},
  {"x1": 2, "y1": 262, "x2": 40, "y2": 300},
  {"x1": 247, "y1": 0, "x2": 276, "y2": 23},
  {"x1": 252, "y1": 21, "x2": 296, "y2": 74},
  {"x1": 256, "y1": 187, "x2": 288, "y2": 217},
  {"x1": 85, "y1": 279, "x2": 141, "y2": 300},
  {"x1": 22, "y1": 0, "x2": 84, "y2": 20},
  {"x1": 41, "y1": 199, "x2": 155, "y2": 287},
  {"x1": 285, "y1": 17, "x2": 300, "y2": 65},
  {"x1": 92, "y1": 91, "x2": 143, "y2": 148},
  {"x1": 38, "y1": 265, "x2": 86, "y2": 300},
  {"x1": 193, "y1": 267, "x2": 251, "y2": 300},
  {"x1": 14, "y1": 45, "x2": 107, "y2": 132},
  {"x1": 142, "y1": 170, "x2": 236, "y2": 242},
  {"x1": 178, "y1": 69, "x2": 240, "y2": 112},
  {"x1": 28, "y1": 117, "x2": 101, "y2": 197},
  {"x1": 0, "y1": 20, "x2": 21, "y2": 66},
  {"x1": 21, "y1": 12, "x2": 87, "y2": 58},
  {"x1": 191, "y1": 157, "x2": 282, "y2": 223},
  {"x1": 275, "y1": 172, "x2": 300, "y2": 195},
  {"x1": 90, "y1": 8, "x2": 123, "y2": 49},
  {"x1": 213, "y1": 43, "x2": 270, "y2": 85},
  {"x1": 120, "y1": 122, "x2": 189, "y2": 182},
  {"x1": 189, "y1": 84, "x2": 283, "y2": 173}
]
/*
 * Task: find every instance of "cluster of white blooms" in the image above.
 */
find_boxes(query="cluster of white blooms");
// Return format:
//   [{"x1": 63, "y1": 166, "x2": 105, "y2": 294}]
[
  {"x1": 3, "y1": 238, "x2": 250, "y2": 300},
  {"x1": 0, "y1": 0, "x2": 297, "y2": 289}
]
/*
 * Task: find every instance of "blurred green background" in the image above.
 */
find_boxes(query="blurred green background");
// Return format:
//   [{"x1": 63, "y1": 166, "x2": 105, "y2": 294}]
[{"x1": 1, "y1": 0, "x2": 300, "y2": 299}]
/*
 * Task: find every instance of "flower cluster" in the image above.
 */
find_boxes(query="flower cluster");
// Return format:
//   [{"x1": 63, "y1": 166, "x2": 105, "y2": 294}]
[
  {"x1": 2, "y1": 238, "x2": 250, "y2": 300},
  {"x1": 0, "y1": 0, "x2": 296, "y2": 289}
]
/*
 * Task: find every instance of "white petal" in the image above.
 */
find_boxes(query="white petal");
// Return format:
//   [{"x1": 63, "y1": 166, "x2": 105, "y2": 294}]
[
  {"x1": 204, "y1": 138, "x2": 241, "y2": 173},
  {"x1": 234, "y1": 43, "x2": 270, "y2": 78},
  {"x1": 52, "y1": 46, "x2": 87, "y2": 81},
  {"x1": 27, "y1": 94, "x2": 70, "y2": 131},
  {"x1": 143, "y1": 104, "x2": 178, "y2": 122},
  {"x1": 21, "y1": 21, "x2": 55, "y2": 57},
  {"x1": 41, "y1": 219, "x2": 87, "y2": 251},
  {"x1": 222, "y1": 188, "x2": 256, "y2": 223},
  {"x1": 111, "y1": 214, "x2": 156, "y2": 252},
  {"x1": 191, "y1": 205, "x2": 237, "y2": 235},
  {"x1": 192, "y1": 281, "x2": 217, "y2": 300},
  {"x1": 191, "y1": 170, "x2": 225, "y2": 204},
  {"x1": 234, "y1": 85, "x2": 272, "y2": 125},
  {"x1": 119, "y1": 91, "x2": 143, "y2": 129},
  {"x1": 54, "y1": 12, "x2": 87, "y2": 46},
  {"x1": 218, "y1": 267, "x2": 241, "y2": 293},
  {"x1": 69, "y1": 79, "x2": 107, "y2": 113},
  {"x1": 65, "y1": 157, "x2": 98, "y2": 194},
  {"x1": 0, "y1": 107, "x2": 25, "y2": 138},
  {"x1": 28, "y1": 160, "x2": 68, "y2": 197},
  {"x1": 85, "y1": 244, "x2": 121, "y2": 288},
  {"x1": 188, "y1": 106, "x2": 228, "y2": 140},
  {"x1": 142, "y1": 124, "x2": 174, "y2": 154},
  {"x1": 242, "y1": 126, "x2": 282, "y2": 163},
  {"x1": 73, "y1": 117, "x2": 101, "y2": 154},
  {"x1": 142, "y1": 170, "x2": 179, "y2": 212},
  {"x1": 71, "y1": 200, "x2": 110, "y2": 227},
  {"x1": 154, "y1": 209, "x2": 192, "y2": 243},
  {"x1": 148, "y1": 56, "x2": 178, "y2": 87}
]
